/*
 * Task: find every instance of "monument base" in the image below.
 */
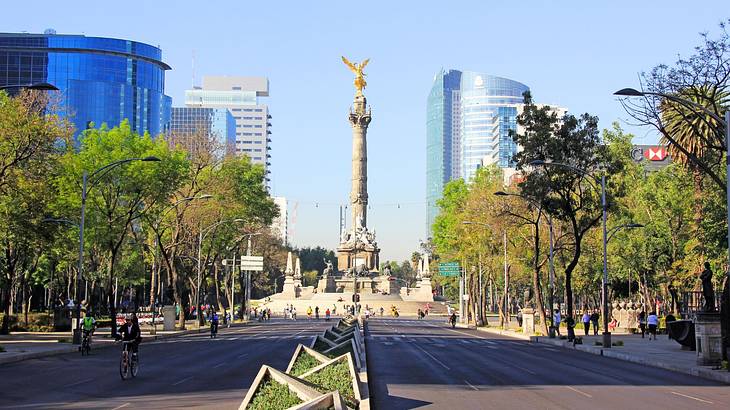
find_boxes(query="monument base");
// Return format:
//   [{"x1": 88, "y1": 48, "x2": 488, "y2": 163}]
[
  {"x1": 336, "y1": 242, "x2": 380, "y2": 272},
  {"x1": 522, "y1": 308, "x2": 535, "y2": 335},
  {"x1": 695, "y1": 312, "x2": 722, "y2": 366},
  {"x1": 281, "y1": 276, "x2": 299, "y2": 298},
  {"x1": 162, "y1": 306, "x2": 176, "y2": 331}
]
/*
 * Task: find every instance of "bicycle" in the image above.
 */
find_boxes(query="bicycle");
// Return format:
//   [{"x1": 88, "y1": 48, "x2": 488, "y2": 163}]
[
  {"x1": 80, "y1": 330, "x2": 92, "y2": 356},
  {"x1": 210, "y1": 321, "x2": 218, "y2": 338},
  {"x1": 119, "y1": 341, "x2": 139, "y2": 380}
]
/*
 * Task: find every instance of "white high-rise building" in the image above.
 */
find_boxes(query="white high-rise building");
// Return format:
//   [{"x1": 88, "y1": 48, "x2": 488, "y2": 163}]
[
  {"x1": 271, "y1": 196, "x2": 288, "y2": 245},
  {"x1": 185, "y1": 76, "x2": 272, "y2": 183}
]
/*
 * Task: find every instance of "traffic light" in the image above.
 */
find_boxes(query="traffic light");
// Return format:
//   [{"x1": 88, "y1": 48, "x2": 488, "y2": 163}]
[{"x1": 352, "y1": 294, "x2": 360, "y2": 303}]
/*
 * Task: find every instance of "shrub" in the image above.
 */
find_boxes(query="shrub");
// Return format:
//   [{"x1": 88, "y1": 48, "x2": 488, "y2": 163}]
[
  {"x1": 0, "y1": 345, "x2": 5, "y2": 352},
  {"x1": 325, "y1": 342, "x2": 355, "y2": 359},
  {"x1": 290, "y1": 352, "x2": 321, "y2": 377},
  {"x1": 247, "y1": 379, "x2": 302, "y2": 410},
  {"x1": 594, "y1": 341, "x2": 603, "y2": 346},
  {"x1": 303, "y1": 360, "x2": 357, "y2": 409},
  {"x1": 612, "y1": 340, "x2": 624, "y2": 347}
]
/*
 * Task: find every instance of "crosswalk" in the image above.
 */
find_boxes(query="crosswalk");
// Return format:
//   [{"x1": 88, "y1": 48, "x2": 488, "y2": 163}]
[{"x1": 149, "y1": 334, "x2": 316, "y2": 344}]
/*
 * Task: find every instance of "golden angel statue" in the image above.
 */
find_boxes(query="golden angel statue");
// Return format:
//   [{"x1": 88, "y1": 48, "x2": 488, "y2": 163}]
[{"x1": 342, "y1": 56, "x2": 370, "y2": 96}]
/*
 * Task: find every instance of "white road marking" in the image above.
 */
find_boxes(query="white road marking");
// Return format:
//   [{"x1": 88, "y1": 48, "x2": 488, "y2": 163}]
[
  {"x1": 237, "y1": 353, "x2": 249, "y2": 359},
  {"x1": 464, "y1": 380, "x2": 479, "y2": 391},
  {"x1": 213, "y1": 362, "x2": 227, "y2": 368},
  {"x1": 566, "y1": 386, "x2": 592, "y2": 398},
  {"x1": 670, "y1": 391, "x2": 713, "y2": 404},
  {"x1": 64, "y1": 378, "x2": 93, "y2": 388},
  {"x1": 411, "y1": 341, "x2": 450, "y2": 370},
  {"x1": 111, "y1": 403, "x2": 130, "y2": 410},
  {"x1": 172, "y1": 376, "x2": 193, "y2": 386}
]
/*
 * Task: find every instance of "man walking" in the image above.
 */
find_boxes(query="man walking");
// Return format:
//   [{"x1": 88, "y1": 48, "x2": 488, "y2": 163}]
[
  {"x1": 590, "y1": 310, "x2": 599, "y2": 336},
  {"x1": 553, "y1": 309, "x2": 562, "y2": 337},
  {"x1": 582, "y1": 310, "x2": 591, "y2": 336}
]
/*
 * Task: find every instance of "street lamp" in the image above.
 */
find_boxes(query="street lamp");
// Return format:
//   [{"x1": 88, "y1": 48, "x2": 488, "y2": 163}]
[
  {"x1": 242, "y1": 231, "x2": 263, "y2": 321},
  {"x1": 494, "y1": 190, "x2": 556, "y2": 337},
  {"x1": 529, "y1": 160, "x2": 643, "y2": 347},
  {"x1": 463, "y1": 221, "x2": 509, "y2": 327},
  {"x1": 197, "y1": 218, "x2": 245, "y2": 327},
  {"x1": 73, "y1": 156, "x2": 161, "y2": 343}
]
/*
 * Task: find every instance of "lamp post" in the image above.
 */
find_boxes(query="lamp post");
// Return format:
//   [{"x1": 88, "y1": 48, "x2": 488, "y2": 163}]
[
  {"x1": 243, "y1": 232, "x2": 262, "y2": 321},
  {"x1": 197, "y1": 218, "x2": 245, "y2": 327},
  {"x1": 463, "y1": 221, "x2": 508, "y2": 327},
  {"x1": 494, "y1": 190, "x2": 555, "y2": 336},
  {"x1": 72, "y1": 156, "x2": 161, "y2": 343},
  {"x1": 529, "y1": 160, "x2": 643, "y2": 347}
]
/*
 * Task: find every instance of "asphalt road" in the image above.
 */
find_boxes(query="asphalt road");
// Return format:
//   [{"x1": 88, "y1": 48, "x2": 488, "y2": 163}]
[
  {"x1": 367, "y1": 317, "x2": 730, "y2": 410},
  {"x1": 0, "y1": 319, "x2": 332, "y2": 410}
]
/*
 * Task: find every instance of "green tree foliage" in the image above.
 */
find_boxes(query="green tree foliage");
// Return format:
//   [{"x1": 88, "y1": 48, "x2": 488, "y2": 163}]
[{"x1": 296, "y1": 246, "x2": 337, "y2": 273}]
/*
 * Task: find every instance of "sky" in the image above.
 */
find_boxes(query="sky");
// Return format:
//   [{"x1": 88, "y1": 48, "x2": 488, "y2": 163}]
[{"x1": 2, "y1": 1, "x2": 727, "y2": 262}]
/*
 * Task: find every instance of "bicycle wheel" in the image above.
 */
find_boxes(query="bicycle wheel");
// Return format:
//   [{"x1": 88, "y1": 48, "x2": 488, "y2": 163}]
[
  {"x1": 80, "y1": 340, "x2": 86, "y2": 356},
  {"x1": 119, "y1": 352, "x2": 129, "y2": 380},
  {"x1": 130, "y1": 353, "x2": 139, "y2": 378}
]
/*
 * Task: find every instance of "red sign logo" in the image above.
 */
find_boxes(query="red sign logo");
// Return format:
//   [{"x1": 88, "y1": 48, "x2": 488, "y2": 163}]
[{"x1": 643, "y1": 147, "x2": 667, "y2": 161}]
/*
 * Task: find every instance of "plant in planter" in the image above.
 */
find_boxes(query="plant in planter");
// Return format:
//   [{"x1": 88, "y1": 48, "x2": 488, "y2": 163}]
[
  {"x1": 300, "y1": 354, "x2": 361, "y2": 409},
  {"x1": 247, "y1": 378, "x2": 303, "y2": 410},
  {"x1": 287, "y1": 345, "x2": 332, "y2": 377}
]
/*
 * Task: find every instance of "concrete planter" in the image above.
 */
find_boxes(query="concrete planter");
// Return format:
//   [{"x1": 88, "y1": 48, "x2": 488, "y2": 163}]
[{"x1": 239, "y1": 365, "x2": 347, "y2": 410}]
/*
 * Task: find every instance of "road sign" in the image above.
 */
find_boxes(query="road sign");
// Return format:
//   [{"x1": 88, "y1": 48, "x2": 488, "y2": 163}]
[
  {"x1": 439, "y1": 262, "x2": 461, "y2": 277},
  {"x1": 240, "y1": 255, "x2": 264, "y2": 271}
]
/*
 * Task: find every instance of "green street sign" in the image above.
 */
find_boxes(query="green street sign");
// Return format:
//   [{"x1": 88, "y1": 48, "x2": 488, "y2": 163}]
[{"x1": 439, "y1": 262, "x2": 461, "y2": 277}]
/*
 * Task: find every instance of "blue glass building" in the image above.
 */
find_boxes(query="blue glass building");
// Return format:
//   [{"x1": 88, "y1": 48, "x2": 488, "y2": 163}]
[
  {"x1": 0, "y1": 32, "x2": 172, "y2": 138},
  {"x1": 426, "y1": 70, "x2": 529, "y2": 234},
  {"x1": 170, "y1": 107, "x2": 236, "y2": 158}
]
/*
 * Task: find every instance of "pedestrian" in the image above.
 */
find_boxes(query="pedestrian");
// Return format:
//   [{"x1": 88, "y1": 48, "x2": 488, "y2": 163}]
[
  {"x1": 590, "y1": 310, "x2": 599, "y2": 336},
  {"x1": 582, "y1": 311, "x2": 591, "y2": 336},
  {"x1": 332, "y1": 305, "x2": 337, "y2": 316},
  {"x1": 325, "y1": 308, "x2": 331, "y2": 321},
  {"x1": 417, "y1": 308, "x2": 422, "y2": 320},
  {"x1": 380, "y1": 306, "x2": 384, "y2": 316},
  {"x1": 647, "y1": 311, "x2": 658, "y2": 340},
  {"x1": 516, "y1": 310, "x2": 523, "y2": 327},
  {"x1": 292, "y1": 306, "x2": 297, "y2": 320},
  {"x1": 553, "y1": 309, "x2": 562, "y2": 337},
  {"x1": 307, "y1": 306, "x2": 313, "y2": 319},
  {"x1": 638, "y1": 310, "x2": 646, "y2": 338},
  {"x1": 315, "y1": 306, "x2": 320, "y2": 320}
]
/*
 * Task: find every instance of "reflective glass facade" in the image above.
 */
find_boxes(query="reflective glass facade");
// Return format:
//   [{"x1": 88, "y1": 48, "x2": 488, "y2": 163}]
[
  {"x1": 170, "y1": 107, "x2": 236, "y2": 158},
  {"x1": 426, "y1": 69, "x2": 461, "y2": 234},
  {"x1": 460, "y1": 72, "x2": 528, "y2": 180},
  {"x1": 0, "y1": 33, "x2": 172, "y2": 139}
]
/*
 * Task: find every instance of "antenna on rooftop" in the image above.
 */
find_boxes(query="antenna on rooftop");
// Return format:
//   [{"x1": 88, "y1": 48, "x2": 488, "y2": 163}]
[{"x1": 191, "y1": 49, "x2": 196, "y2": 88}]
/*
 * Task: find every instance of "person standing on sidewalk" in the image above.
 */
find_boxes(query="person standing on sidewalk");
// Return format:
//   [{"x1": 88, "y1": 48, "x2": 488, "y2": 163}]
[
  {"x1": 315, "y1": 306, "x2": 320, "y2": 320},
  {"x1": 553, "y1": 309, "x2": 562, "y2": 337},
  {"x1": 647, "y1": 311, "x2": 658, "y2": 340},
  {"x1": 590, "y1": 310, "x2": 599, "y2": 335},
  {"x1": 638, "y1": 310, "x2": 646, "y2": 338},
  {"x1": 582, "y1": 311, "x2": 591, "y2": 336}
]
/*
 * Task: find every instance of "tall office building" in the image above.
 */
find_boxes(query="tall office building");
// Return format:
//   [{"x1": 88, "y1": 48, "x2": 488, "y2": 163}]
[
  {"x1": 271, "y1": 196, "x2": 288, "y2": 245},
  {"x1": 0, "y1": 31, "x2": 172, "y2": 138},
  {"x1": 169, "y1": 107, "x2": 236, "y2": 158},
  {"x1": 426, "y1": 70, "x2": 530, "y2": 234},
  {"x1": 185, "y1": 76, "x2": 272, "y2": 182}
]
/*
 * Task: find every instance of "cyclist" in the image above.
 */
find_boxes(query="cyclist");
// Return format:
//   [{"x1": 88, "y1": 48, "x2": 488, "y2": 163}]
[
  {"x1": 81, "y1": 311, "x2": 96, "y2": 350},
  {"x1": 116, "y1": 314, "x2": 141, "y2": 357},
  {"x1": 210, "y1": 311, "x2": 219, "y2": 337},
  {"x1": 450, "y1": 312, "x2": 457, "y2": 328}
]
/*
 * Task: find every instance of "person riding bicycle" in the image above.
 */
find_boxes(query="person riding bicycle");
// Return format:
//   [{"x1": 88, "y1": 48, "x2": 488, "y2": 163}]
[
  {"x1": 211, "y1": 311, "x2": 219, "y2": 336},
  {"x1": 80, "y1": 311, "x2": 96, "y2": 349},
  {"x1": 116, "y1": 314, "x2": 141, "y2": 356}
]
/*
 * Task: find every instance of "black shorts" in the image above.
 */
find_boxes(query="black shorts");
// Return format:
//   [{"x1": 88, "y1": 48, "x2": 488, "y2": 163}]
[{"x1": 648, "y1": 324, "x2": 657, "y2": 333}]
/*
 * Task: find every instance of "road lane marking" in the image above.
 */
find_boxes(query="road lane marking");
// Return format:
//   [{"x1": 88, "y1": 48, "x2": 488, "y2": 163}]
[
  {"x1": 670, "y1": 391, "x2": 713, "y2": 404},
  {"x1": 172, "y1": 376, "x2": 193, "y2": 386},
  {"x1": 64, "y1": 378, "x2": 93, "y2": 388},
  {"x1": 464, "y1": 380, "x2": 479, "y2": 391},
  {"x1": 566, "y1": 386, "x2": 592, "y2": 398},
  {"x1": 213, "y1": 361, "x2": 227, "y2": 368},
  {"x1": 411, "y1": 341, "x2": 450, "y2": 370},
  {"x1": 111, "y1": 403, "x2": 130, "y2": 410},
  {"x1": 237, "y1": 353, "x2": 249, "y2": 359}
]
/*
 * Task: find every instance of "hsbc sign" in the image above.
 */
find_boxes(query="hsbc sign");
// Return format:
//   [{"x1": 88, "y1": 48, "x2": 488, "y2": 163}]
[{"x1": 631, "y1": 145, "x2": 671, "y2": 169}]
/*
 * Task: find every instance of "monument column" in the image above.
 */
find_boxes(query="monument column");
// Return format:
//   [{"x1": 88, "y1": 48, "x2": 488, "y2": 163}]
[{"x1": 349, "y1": 95, "x2": 371, "y2": 229}]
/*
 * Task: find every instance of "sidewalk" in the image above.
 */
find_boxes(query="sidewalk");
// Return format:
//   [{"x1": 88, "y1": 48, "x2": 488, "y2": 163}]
[
  {"x1": 0, "y1": 321, "x2": 250, "y2": 365},
  {"x1": 472, "y1": 325, "x2": 730, "y2": 384}
]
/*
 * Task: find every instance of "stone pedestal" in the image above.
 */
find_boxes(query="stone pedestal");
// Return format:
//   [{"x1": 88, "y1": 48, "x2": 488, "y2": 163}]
[
  {"x1": 415, "y1": 278, "x2": 434, "y2": 301},
  {"x1": 317, "y1": 275, "x2": 336, "y2": 293},
  {"x1": 336, "y1": 242, "x2": 380, "y2": 272},
  {"x1": 162, "y1": 306, "x2": 176, "y2": 331},
  {"x1": 522, "y1": 308, "x2": 535, "y2": 335},
  {"x1": 281, "y1": 276, "x2": 298, "y2": 298},
  {"x1": 695, "y1": 312, "x2": 722, "y2": 366}
]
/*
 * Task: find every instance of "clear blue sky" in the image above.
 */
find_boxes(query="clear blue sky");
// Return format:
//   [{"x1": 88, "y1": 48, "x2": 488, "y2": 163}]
[{"x1": 3, "y1": 1, "x2": 726, "y2": 262}]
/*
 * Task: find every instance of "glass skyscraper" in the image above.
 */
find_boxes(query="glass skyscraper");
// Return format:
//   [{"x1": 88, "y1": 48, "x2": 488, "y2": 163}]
[
  {"x1": 426, "y1": 70, "x2": 529, "y2": 234},
  {"x1": 169, "y1": 107, "x2": 236, "y2": 158},
  {"x1": 0, "y1": 31, "x2": 172, "y2": 138}
]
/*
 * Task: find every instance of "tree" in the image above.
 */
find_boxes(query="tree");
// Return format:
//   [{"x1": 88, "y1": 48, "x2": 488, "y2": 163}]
[
  {"x1": 55, "y1": 121, "x2": 188, "y2": 335},
  {"x1": 0, "y1": 91, "x2": 71, "y2": 334},
  {"x1": 513, "y1": 93, "x2": 627, "y2": 320}
]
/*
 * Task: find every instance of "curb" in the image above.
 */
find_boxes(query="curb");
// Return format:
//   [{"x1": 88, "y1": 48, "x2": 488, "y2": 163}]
[
  {"x1": 0, "y1": 322, "x2": 250, "y2": 366},
  {"x1": 531, "y1": 336, "x2": 730, "y2": 385},
  {"x1": 473, "y1": 326, "x2": 532, "y2": 341}
]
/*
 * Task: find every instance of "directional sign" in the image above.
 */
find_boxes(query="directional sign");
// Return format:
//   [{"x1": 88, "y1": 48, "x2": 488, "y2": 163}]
[
  {"x1": 240, "y1": 255, "x2": 264, "y2": 271},
  {"x1": 439, "y1": 262, "x2": 461, "y2": 277}
]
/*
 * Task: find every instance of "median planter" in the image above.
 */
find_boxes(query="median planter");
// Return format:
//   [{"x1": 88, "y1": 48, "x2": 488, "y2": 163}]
[
  {"x1": 286, "y1": 345, "x2": 332, "y2": 377},
  {"x1": 299, "y1": 354, "x2": 362, "y2": 410},
  {"x1": 240, "y1": 365, "x2": 347, "y2": 410}
]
